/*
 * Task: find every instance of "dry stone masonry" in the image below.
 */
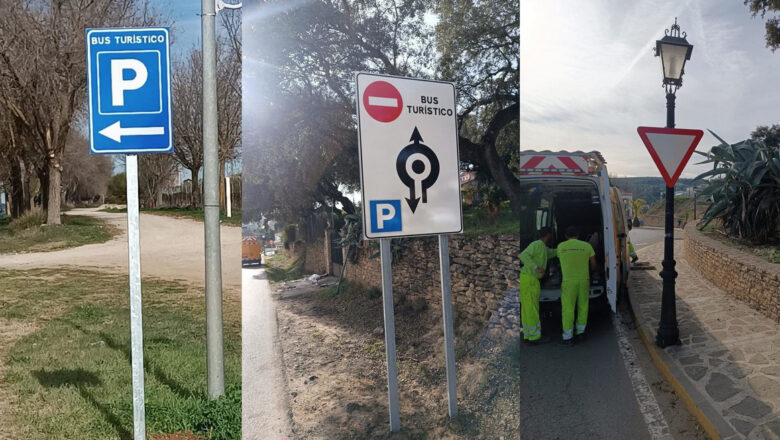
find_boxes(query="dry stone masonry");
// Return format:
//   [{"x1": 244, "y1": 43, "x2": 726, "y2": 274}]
[
  {"x1": 683, "y1": 224, "x2": 780, "y2": 322},
  {"x1": 304, "y1": 233, "x2": 524, "y2": 325}
]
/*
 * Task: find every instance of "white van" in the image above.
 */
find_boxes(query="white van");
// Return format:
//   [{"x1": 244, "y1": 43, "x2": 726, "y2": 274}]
[{"x1": 517, "y1": 151, "x2": 630, "y2": 312}]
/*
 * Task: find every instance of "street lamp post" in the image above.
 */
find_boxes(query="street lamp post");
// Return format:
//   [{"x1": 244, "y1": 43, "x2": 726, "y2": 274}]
[
  {"x1": 654, "y1": 18, "x2": 692, "y2": 348},
  {"x1": 693, "y1": 187, "x2": 698, "y2": 220}
]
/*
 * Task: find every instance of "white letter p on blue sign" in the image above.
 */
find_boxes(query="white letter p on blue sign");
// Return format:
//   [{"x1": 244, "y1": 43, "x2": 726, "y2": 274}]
[
  {"x1": 111, "y1": 59, "x2": 148, "y2": 107},
  {"x1": 370, "y1": 200, "x2": 402, "y2": 234}
]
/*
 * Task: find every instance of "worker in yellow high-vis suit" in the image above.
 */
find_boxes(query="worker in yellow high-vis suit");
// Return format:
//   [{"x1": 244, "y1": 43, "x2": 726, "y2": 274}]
[
  {"x1": 557, "y1": 226, "x2": 597, "y2": 346},
  {"x1": 518, "y1": 227, "x2": 556, "y2": 345}
]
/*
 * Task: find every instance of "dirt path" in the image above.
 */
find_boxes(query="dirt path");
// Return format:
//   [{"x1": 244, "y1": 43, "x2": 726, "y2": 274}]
[{"x1": 0, "y1": 207, "x2": 241, "y2": 287}]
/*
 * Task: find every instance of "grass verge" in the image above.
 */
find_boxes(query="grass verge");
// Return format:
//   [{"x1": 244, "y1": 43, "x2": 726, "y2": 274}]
[
  {"x1": 0, "y1": 214, "x2": 118, "y2": 254},
  {"x1": 462, "y1": 201, "x2": 520, "y2": 235},
  {"x1": 264, "y1": 249, "x2": 305, "y2": 283},
  {"x1": 0, "y1": 268, "x2": 241, "y2": 440},
  {"x1": 101, "y1": 207, "x2": 241, "y2": 227}
]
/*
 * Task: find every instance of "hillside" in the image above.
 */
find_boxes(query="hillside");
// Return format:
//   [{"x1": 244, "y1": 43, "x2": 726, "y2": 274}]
[{"x1": 611, "y1": 176, "x2": 698, "y2": 205}]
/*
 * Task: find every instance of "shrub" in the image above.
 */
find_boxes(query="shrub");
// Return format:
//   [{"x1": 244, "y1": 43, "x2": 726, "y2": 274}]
[
  {"x1": 696, "y1": 131, "x2": 780, "y2": 242},
  {"x1": 8, "y1": 209, "x2": 46, "y2": 233},
  {"x1": 105, "y1": 172, "x2": 127, "y2": 204}
]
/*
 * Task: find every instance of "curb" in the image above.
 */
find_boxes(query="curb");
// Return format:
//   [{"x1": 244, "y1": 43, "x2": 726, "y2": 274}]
[{"x1": 627, "y1": 300, "x2": 724, "y2": 440}]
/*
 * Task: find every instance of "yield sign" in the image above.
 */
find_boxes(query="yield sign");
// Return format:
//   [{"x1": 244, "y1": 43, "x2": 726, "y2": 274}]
[{"x1": 637, "y1": 126, "x2": 704, "y2": 187}]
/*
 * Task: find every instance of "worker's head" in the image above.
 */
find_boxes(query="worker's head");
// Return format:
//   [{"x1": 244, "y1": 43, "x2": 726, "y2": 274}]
[
  {"x1": 538, "y1": 226, "x2": 553, "y2": 244},
  {"x1": 565, "y1": 226, "x2": 580, "y2": 239}
]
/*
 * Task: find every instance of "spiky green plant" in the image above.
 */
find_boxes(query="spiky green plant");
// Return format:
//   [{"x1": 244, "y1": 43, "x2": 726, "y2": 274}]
[{"x1": 695, "y1": 131, "x2": 780, "y2": 243}]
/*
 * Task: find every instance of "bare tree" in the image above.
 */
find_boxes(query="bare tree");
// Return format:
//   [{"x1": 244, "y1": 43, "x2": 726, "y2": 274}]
[
  {"x1": 62, "y1": 130, "x2": 113, "y2": 205},
  {"x1": 138, "y1": 154, "x2": 178, "y2": 208},
  {"x1": 171, "y1": 35, "x2": 241, "y2": 209},
  {"x1": 0, "y1": 0, "x2": 160, "y2": 224},
  {"x1": 172, "y1": 49, "x2": 205, "y2": 207},
  {"x1": 217, "y1": 35, "x2": 241, "y2": 210}
]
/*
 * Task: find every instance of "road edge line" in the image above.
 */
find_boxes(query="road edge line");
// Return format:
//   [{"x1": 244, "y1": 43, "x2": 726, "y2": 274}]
[
  {"x1": 612, "y1": 312, "x2": 673, "y2": 440},
  {"x1": 628, "y1": 299, "x2": 723, "y2": 440}
]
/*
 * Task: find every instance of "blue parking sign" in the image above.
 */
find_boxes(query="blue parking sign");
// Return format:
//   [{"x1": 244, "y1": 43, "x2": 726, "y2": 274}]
[{"x1": 86, "y1": 27, "x2": 172, "y2": 154}]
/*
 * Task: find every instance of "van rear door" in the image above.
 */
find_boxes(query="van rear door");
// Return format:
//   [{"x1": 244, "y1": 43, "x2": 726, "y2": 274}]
[{"x1": 599, "y1": 168, "x2": 617, "y2": 312}]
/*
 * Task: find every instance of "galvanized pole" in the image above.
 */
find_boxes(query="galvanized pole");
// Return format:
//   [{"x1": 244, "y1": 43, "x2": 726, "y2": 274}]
[
  {"x1": 380, "y1": 238, "x2": 401, "y2": 432},
  {"x1": 125, "y1": 155, "x2": 146, "y2": 440},
  {"x1": 438, "y1": 235, "x2": 458, "y2": 418},
  {"x1": 202, "y1": 0, "x2": 225, "y2": 398}
]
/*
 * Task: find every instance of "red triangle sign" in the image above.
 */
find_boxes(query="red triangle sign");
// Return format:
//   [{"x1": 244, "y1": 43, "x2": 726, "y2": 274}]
[{"x1": 637, "y1": 126, "x2": 704, "y2": 188}]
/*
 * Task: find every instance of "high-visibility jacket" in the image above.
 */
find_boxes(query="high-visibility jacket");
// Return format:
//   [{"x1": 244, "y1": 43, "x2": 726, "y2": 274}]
[
  {"x1": 557, "y1": 238, "x2": 595, "y2": 281},
  {"x1": 519, "y1": 239, "x2": 556, "y2": 279}
]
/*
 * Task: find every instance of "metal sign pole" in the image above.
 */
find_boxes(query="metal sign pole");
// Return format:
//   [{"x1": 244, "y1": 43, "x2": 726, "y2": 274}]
[
  {"x1": 380, "y1": 238, "x2": 401, "y2": 432},
  {"x1": 225, "y1": 176, "x2": 232, "y2": 218},
  {"x1": 437, "y1": 234, "x2": 458, "y2": 418},
  {"x1": 125, "y1": 154, "x2": 146, "y2": 440},
  {"x1": 202, "y1": 0, "x2": 225, "y2": 398}
]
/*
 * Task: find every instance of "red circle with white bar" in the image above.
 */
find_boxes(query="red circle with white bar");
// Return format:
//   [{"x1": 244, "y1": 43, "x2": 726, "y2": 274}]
[{"x1": 363, "y1": 81, "x2": 403, "y2": 123}]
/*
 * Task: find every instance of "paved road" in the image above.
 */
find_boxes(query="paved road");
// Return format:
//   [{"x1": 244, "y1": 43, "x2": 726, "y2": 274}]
[
  {"x1": 631, "y1": 227, "x2": 665, "y2": 251},
  {"x1": 518, "y1": 300, "x2": 662, "y2": 439},
  {"x1": 0, "y1": 207, "x2": 241, "y2": 287},
  {"x1": 242, "y1": 267, "x2": 293, "y2": 440}
]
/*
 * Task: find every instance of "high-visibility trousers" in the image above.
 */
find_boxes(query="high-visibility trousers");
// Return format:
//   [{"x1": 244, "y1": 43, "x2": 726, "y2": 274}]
[
  {"x1": 519, "y1": 273, "x2": 542, "y2": 341},
  {"x1": 561, "y1": 278, "x2": 589, "y2": 340}
]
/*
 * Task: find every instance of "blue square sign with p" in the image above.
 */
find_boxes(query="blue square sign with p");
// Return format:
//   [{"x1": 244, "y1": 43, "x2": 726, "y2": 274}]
[
  {"x1": 86, "y1": 27, "x2": 172, "y2": 154},
  {"x1": 370, "y1": 200, "x2": 403, "y2": 234}
]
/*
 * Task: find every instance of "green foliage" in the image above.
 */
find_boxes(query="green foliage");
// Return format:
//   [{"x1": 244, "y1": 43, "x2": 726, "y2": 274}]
[
  {"x1": 477, "y1": 183, "x2": 505, "y2": 215},
  {"x1": 282, "y1": 224, "x2": 297, "y2": 250},
  {"x1": 265, "y1": 250, "x2": 305, "y2": 283},
  {"x1": 334, "y1": 214, "x2": 363, "y2": 263},
  {"x1": 105, "y1": 173, "x2": 127, "y2": 204},
  {"x1": 368, "y1": 238, "x2": 408, "y2": 260},
  {"x1": 630, "y1": 199, "x2": 646, "y2": 219},
  {"x1": 695, "y1": 130, "x2": 780, "y2": 242},
  {"x1": 463, "y1": 201, "x2": 520, "y2": 235},
  {"x1": 751, "y1": 124, "x2": 780, "y2": 148},
  {"x1": 1, "y1": 214, "x2": 117, "y2": 254},
  {"x1": 744, "y1": 0, "x2": 780, "y2": 51}
]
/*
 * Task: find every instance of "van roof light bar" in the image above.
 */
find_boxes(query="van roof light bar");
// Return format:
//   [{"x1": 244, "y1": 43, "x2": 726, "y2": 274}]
[{"x1": 518, "y1": 150, "x2": 605, "y2": 175}]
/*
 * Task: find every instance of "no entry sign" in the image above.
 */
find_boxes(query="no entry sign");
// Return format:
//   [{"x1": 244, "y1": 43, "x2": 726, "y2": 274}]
[
  {"x1": 637, "y1": 126, "x2": 704, "y2": 187},
  {"x1": 363, "y1": 81, "x2": 403, "y2": 123},
  {"x1": 356, "y1": 73, "x2": 463, "y2": 239}
]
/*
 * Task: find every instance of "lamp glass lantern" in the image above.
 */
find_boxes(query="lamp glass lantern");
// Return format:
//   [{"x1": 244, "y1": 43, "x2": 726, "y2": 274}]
[{"x1": 655, "y1": 21, "x2": 693, "y2": 87}]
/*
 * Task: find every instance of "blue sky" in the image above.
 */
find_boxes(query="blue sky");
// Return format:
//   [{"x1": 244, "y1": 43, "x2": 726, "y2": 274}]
[
  {"x1": 521, "y1": 0, "x2": 780, "y2": 178},
  {"x1": 150, "y1": 0, "x2": 204, "y2": 55}
]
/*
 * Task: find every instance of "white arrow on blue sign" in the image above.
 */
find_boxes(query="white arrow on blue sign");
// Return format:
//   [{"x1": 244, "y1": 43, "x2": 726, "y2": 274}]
[{"x1": 86, "y1": 27, "x2": 173, "y2": 154}]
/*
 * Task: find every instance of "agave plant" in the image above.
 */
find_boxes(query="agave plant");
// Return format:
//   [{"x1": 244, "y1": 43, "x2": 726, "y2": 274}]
[{"x1": 695, "y1": 131, "x2": 780, "y2": 243}]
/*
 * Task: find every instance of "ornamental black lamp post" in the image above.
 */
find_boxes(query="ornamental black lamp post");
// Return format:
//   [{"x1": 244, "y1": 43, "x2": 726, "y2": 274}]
[{"x1": 654, "y1": 18, "x2": 693, "y2": 348}]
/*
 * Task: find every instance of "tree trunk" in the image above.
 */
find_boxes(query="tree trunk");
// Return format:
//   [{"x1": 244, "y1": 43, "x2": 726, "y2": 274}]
[
  {"x1": 46, "y1": 158, "x2": 62, "y2": 225},
  {"x1": 10, "y1": 159, "x2": 25, "y2": 218},
  {"x1": 39, "y1": 168, "x2": 49, "y2": 211}
]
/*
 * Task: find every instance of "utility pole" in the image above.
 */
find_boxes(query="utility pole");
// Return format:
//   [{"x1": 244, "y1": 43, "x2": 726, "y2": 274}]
[{"x1": 202, "y1": 0, "x2": 224, "y2": 398}]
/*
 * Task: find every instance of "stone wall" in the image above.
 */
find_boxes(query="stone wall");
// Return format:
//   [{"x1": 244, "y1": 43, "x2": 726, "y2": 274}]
[
  {"x1": 301, "y1": 238, "x2": 328, "y2": 274},
  {"x1": 343, "y1": 234, "x2": 522, "y2": 324},
  {"x1": 683, "y1": 223, "x2": 780, "y2": 322}
]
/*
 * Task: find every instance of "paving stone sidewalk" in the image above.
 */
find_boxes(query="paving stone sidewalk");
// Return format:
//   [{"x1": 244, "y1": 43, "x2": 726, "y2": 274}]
[{"x1": 630, "y1": 240, "x2": 780, "y2": 440}]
